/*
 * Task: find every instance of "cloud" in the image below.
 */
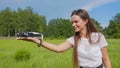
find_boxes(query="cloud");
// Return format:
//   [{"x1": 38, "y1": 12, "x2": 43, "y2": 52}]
[{"x1": 82, "y1": 0, "x2": 117, "y2": 11}]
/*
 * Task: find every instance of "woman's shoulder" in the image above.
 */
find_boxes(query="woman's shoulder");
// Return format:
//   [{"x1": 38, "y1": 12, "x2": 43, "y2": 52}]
[
  {"x1": 67, "y1": 36, "x2": 74, "y2": 40},
  {"x1": 91, "y1": 32, "x2": 108, "y2": 47},
  {"x1": 66, "y1": 36, "x2": 74, "y2": 46},
  {"x1": 91, "y1": 32, "x2": 101, "y2": 35},
  {"x1": 90, "y1": 32, "x2": 104, "y2": 42},
  {"x1": 91, "y1": 32, "x2": 104, "y2": 37}
]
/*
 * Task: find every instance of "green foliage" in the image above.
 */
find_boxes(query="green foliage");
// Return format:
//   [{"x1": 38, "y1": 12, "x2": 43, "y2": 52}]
[
  {"x1": 14, "y1": 49, "x2": 30, "y2": 61},
  {"x1": 0, "y1": 7, "x2": 120, "y2": 39},
  {"x1": 103, "y1": 13, "x2": 120, "y2": 38},
  {"x1": 47, "y1": 18, "x2": 74, "y2": 38},
  {"x1": 0, "y1": 7, "x2": 46, "y2": 37}
]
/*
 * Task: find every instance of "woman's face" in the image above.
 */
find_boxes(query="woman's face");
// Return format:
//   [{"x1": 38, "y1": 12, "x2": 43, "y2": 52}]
[{"x1": 71, "y1": 15, "x2": 87, "y2": 32}]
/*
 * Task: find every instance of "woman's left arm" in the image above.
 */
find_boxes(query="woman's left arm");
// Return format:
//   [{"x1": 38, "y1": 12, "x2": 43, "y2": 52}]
[{"x1": 101, "y1": 46, "x2": 111, "y2": 68}]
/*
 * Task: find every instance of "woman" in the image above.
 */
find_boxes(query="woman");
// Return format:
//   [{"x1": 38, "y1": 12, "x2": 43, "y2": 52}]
[{"x1": 17, "y1": 9, "x2": 111, "y2": 68}]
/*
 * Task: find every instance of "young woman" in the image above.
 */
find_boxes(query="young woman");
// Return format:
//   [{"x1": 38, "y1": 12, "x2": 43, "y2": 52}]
[{"x1": 17, "y1": 9, "x2": 111, "y2": 68}]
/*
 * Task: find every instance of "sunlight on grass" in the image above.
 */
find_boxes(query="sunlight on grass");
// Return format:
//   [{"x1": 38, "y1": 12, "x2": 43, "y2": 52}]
[{"x1": 0, "y1": 39, "x2": 120, "y2": 68}]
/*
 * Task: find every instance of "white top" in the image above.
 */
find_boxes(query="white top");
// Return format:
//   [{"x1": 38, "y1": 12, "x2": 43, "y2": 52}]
[{"x1": 67, "y1": 32, "x2": 107, "y2": 67}]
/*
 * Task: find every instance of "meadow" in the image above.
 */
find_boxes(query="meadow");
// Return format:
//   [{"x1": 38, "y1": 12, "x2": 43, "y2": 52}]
[{"x1": 0, "y1": 38, "x2": 120, "y2": 68}]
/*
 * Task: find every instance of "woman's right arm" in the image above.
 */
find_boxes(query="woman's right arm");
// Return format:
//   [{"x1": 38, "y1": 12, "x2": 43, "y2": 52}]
[{"x1": 17, "y1": 37, "x2": 73, "y2": 53}]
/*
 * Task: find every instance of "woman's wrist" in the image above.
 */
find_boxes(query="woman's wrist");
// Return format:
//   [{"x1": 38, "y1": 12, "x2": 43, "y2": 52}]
[
  {"x1": 36, "y1": 34, "x2": 43, "y2": 47},
  {"x1": 37, "y1": 39, "x2": 42, "y2": 47}
]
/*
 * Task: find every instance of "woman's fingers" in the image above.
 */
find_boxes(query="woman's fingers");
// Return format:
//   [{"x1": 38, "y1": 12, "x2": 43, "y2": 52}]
[
  {"x1": 16, "y1": 37, "x2": 27, "y2": 40},
  {"x1": 16, "y1": 37, "x2": 38, "y2": 42}
]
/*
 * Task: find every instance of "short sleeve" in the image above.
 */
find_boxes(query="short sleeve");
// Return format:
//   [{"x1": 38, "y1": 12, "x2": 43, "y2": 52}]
[
  {"x1": 99, "y1": 34, "x2": 108, "y2": 48},
  {"x1": 66, "y1": 36, "x2": 74, "y2": 46}
]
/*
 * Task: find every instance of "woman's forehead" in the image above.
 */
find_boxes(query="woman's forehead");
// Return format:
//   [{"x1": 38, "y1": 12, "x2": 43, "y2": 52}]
[{"x1": 71, "y1": 15, "x2": 81, "y2": 21}]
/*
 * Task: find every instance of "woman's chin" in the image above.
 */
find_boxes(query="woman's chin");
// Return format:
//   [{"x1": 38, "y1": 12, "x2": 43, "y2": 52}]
[{"x1": 74, "y1": 30, "x2": 79, "y2": 32}]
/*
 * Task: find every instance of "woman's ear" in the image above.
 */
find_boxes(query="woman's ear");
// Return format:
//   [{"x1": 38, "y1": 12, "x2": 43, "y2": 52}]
[{"x1": 84, "y1": 19, "x2": 88, "y2": 24}]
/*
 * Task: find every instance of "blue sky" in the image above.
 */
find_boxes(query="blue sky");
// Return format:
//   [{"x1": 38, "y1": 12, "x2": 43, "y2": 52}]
[{"x1": 0, "y1": 0, "x2": 120, "y2": 27}]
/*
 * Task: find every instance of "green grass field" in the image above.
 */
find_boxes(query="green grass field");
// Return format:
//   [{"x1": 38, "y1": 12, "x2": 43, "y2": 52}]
[{"x1": 0, "y1": 39, "x2": 120, "y2": 68}]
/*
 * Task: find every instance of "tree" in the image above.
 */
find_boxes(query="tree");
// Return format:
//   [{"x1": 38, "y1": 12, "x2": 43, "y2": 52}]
[
  {"x1": 46, "y1": 18, "x2": 74, "y2": 38},
  {"x1": 103, "y1": 13, "x2": 120, "y2": 38},
  {"x1": 0, "y1": 7, "x2": 14, "y2": 37},
  {"x1": 0, "y1": 7, "x2": 47, "y2": 37}
]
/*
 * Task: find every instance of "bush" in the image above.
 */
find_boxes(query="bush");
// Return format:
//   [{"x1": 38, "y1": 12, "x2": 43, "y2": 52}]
[{"x1": 14, "y1": 49, "x2": 30, "y2": 61}]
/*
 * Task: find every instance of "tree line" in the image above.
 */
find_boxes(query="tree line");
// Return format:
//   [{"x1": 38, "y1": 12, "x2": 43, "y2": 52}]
[{"x1": 0, "y1": 7, "x2": 120, "y2": 38}]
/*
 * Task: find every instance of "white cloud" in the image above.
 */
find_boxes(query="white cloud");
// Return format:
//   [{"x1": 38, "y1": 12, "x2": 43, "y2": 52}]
[{"x1": 82, "y1": 0, "x2": 117, "y2": 11}]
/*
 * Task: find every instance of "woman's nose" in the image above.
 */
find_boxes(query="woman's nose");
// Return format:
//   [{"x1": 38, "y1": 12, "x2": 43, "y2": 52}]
[{"x1": 72, "y1": 23, "x2": 75, "y2": 27}]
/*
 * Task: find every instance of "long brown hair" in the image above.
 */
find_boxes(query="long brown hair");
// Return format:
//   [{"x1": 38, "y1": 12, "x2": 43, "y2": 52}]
[{"x1": 71, "y1": 9, "x2": 100, "y2": 68}]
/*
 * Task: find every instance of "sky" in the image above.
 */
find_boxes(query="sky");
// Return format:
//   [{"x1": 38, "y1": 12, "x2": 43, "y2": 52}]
[{"x1": 0, "y1": 0, "x2": 120, "y2": 27}]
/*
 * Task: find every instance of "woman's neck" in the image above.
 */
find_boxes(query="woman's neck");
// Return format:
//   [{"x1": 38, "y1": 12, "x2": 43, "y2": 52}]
[{"x1": 80, "y1": 26, "x2": 87, "y2": 38}]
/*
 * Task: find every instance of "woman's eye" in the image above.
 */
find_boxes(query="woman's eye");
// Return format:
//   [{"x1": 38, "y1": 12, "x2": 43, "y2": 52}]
[
  {"x1": 71, "y1": 20, "x2": 78, "y2": 24},
  {"x1": 74, "y1": 21, "x2": 78, "y2": 23}
]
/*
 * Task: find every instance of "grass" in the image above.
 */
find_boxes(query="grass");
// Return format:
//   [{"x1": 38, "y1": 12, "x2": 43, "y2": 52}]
[
  {"x1": 0, "y1": 38, "x2": 120, "y2": 68},
  {"x1": 0, "y1": 39, "x2": 73, "y2": 68},
  {"x1": 107, "y1": 39, "x2": 120, "y2": 68}
]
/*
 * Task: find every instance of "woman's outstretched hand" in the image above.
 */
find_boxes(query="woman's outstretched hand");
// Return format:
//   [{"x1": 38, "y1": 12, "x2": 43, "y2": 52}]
[{"x1": 16, "y1": 37, "x2": 40, "y2": 45}]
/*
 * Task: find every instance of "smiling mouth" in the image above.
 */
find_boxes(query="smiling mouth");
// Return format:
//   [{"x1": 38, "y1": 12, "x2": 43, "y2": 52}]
[
  {"x1": 74, "y1": 28, "x2": 78, "y2": 31},
  {"x1": 74, "y1": 27, "x2": 78, "y2": 29}
]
